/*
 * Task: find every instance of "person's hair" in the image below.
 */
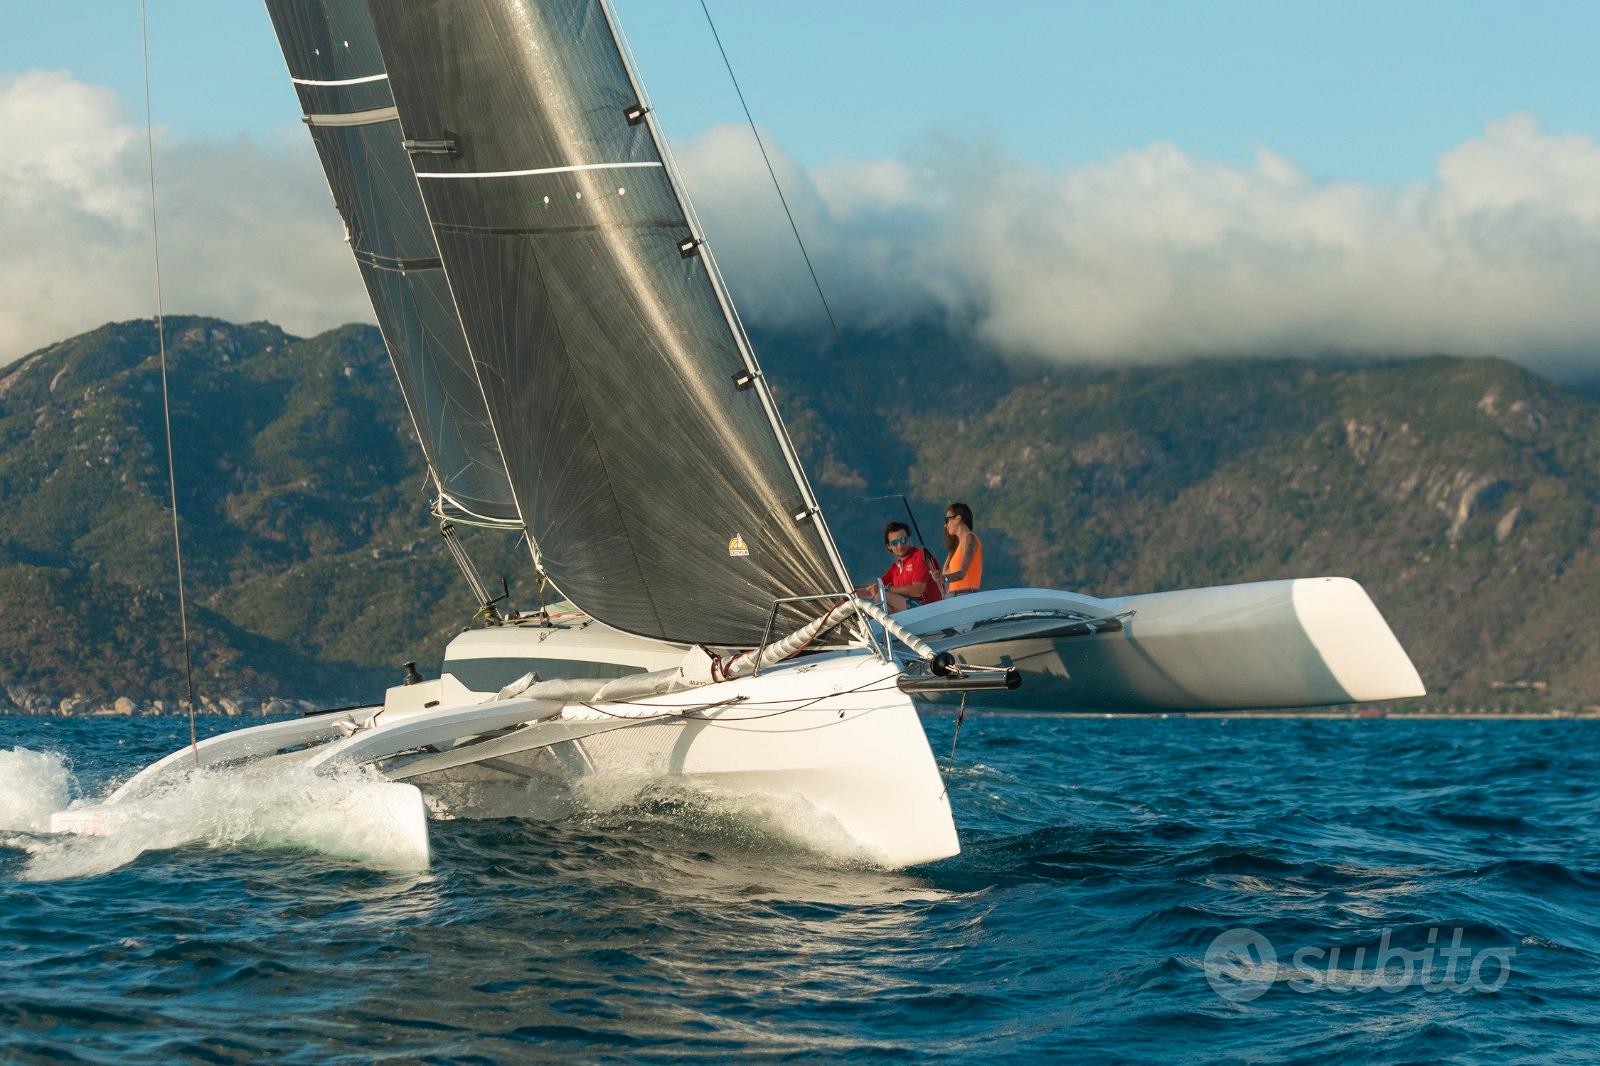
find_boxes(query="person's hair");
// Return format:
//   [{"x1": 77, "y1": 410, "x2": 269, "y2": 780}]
[
  {"x1": 945, "y1": 502, "x2": 974, "y2": 553},
  {"x1": 883, "y1": 521, "x2": 911, "y2": 544}
]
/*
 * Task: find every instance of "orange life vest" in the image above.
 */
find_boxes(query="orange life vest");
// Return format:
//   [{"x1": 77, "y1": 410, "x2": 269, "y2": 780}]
[{"x1": 945, "y1": 533, "x2": 983, "y2": 593}]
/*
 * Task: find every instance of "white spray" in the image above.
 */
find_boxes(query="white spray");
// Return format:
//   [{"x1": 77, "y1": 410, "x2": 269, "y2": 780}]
[{"x1": 1, "y1": 748, "x2": 429, "y2": 882}]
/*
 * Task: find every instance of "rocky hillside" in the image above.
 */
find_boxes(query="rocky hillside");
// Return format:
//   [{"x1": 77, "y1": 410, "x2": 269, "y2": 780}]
[
  {"x1": 0, "y1": 318, "x2": 520, "y2": 714},
  {"x1": 0, "y1": 316, "x2": 1596, "y2": 713}
]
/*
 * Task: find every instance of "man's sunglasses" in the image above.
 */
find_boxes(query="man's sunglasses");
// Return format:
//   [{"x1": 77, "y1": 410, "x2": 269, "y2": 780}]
[{"x1": 886, "y1": 536, "x2": 910, "y2": 548}]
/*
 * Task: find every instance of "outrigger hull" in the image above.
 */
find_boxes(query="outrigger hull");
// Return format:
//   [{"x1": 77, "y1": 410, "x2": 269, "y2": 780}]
[{"x1": 901, "y1": 577, "x2": 1426, "y2": 712}]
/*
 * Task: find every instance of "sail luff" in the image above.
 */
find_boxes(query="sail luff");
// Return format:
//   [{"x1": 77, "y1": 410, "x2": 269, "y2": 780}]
[{"x1": 593, "y1": 0, "x2": 854, "y2": 597}]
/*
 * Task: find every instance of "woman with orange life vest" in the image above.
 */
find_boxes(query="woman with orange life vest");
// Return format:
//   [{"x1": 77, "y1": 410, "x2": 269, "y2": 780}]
[{"x1": 942, "y1": 502, "x2": 982, "y2": 595}]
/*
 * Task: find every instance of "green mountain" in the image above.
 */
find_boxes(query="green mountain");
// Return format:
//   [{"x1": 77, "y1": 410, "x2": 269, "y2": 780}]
[
  {"x1": 1, "y1": 317, "x2": 1595, "y2": 713},
  {"x1": 0, "y1": 318, "x2": 522, "y2": 714}
]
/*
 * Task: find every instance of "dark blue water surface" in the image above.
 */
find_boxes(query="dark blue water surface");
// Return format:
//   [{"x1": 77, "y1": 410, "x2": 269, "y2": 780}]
[{"x1": 2, "y1": 714, "x2": 1597, "y2": 1064}]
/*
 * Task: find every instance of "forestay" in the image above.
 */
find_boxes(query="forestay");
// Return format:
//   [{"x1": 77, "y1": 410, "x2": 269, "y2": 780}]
[
  {"x1": 364, "y1": 0, "x2": 850, "y2": 645},
  {"x1": 265, "y1": 0, "x2": 517, "y2": 523}
]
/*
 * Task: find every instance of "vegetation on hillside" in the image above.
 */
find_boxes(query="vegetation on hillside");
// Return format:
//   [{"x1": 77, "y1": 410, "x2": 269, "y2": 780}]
[
  {"x1": 0, "y1": 319, "x2": 516, "y2": 711},
  {"x1": 0, "y1": 317, "x2": 1594, "y2": 712}
]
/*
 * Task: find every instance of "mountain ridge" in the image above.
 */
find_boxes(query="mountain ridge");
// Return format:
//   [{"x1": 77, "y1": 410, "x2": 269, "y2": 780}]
[{"x1": 1, "y1": 316, "x2": 1595, "y2": 714}]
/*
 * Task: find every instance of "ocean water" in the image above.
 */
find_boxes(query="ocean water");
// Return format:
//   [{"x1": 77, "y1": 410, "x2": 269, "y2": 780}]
[{"x1": 1, "y1": 713, "x2": 1596, "y2": 1064}]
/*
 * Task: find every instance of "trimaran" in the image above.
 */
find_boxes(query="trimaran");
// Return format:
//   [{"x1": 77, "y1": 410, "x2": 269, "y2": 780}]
[{"x1": 53, "y1": 0, "x2": 1424, "y2": 868}]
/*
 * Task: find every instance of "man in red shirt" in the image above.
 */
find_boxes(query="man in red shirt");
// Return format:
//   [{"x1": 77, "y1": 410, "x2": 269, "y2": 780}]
[{"x1": 854, "y1": 521, "x2": 944, "y2": 613}]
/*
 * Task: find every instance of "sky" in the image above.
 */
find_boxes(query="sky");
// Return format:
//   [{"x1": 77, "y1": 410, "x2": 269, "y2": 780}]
[{"x1": 2, "y1": 1, "x2": 1598, "y2": 376}]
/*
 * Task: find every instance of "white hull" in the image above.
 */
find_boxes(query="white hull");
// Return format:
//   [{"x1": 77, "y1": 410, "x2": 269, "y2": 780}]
[
  {"x1": 47, "y1": 575, "x2": 1425, "y2": 873},
  {"x1": 901, "y1": 578, "x2": 1425, "y2": 711},
  {"x1": 57, "y1": 647, "x2": 959, "y2": 870}
]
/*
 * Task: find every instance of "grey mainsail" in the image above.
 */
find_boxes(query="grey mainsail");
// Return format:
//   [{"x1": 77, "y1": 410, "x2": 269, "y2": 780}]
[
  {"x1": 362, "y1": 0, "x2": 850, "y2": 645},
  {"x1": 265, "y1": 0, "x2": 517, "y2": 523}
]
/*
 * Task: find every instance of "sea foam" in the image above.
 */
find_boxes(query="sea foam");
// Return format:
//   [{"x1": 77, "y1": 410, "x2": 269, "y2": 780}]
[
  {"x1": 4, "y1": 752, "x2": 429, "y2": 882},
  {"x1": 0, "y1": 747, "x2": 74, "y2": 833}
]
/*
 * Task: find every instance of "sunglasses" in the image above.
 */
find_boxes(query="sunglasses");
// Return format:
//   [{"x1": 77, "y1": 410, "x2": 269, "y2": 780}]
[{"x1": 886, "y1": 536, "x2": 910, "y2": 547}]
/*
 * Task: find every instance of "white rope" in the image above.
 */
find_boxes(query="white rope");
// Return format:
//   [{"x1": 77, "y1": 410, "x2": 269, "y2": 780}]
[
  {"x1": 849, "y1": 598, "x2": 937, "y2": 660},
  {"x1": 140, "y1": 0, "x2": 198, "y2": 764}
]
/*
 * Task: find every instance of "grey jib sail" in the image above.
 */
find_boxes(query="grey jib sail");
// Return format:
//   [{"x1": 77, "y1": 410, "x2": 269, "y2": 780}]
[
  {"x1": 265, "y1": 0, "x2": 517, "y2": 523},
  {"x1": 361, "y1": 0, "x2": 849, "y2": 645}
]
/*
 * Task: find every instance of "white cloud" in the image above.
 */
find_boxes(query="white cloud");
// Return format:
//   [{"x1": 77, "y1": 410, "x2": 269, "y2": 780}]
[
  {"x1": 0, "y1": 70, "x2": 366, "y2": 364},
  {"x1": 4, "y1": 69, "x2": 1598, "y2": 379},
  {"x1": 678, "y1": 114, "x2": 1600, "y2": 377}
]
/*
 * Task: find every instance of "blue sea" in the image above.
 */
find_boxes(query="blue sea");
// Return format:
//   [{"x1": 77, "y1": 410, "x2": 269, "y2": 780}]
[{"x1": 1, "y1": 713, "x2": 1596, "y2": 1063}]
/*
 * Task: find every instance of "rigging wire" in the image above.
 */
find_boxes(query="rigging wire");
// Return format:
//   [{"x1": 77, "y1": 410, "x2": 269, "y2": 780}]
[
  {"x1": 939, "y1": 691, "x2": 970, "y2": 800},
  {"x1": 949, "y1": 691, "x2": 968, "y2": 762},
  {"x1": 696, "y1": 0, "x2": 843, "y2": 345},
  {"x1": 140, "y1": 0, "x2": 200, "y2": 765},
  {"x1": 860, "y1": 493, "x2": 932, "y2": 551}
]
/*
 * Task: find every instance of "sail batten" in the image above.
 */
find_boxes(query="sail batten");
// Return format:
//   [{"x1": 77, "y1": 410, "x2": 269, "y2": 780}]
[
  {"x1": 291, "y1": 72, "x2": 390, "y2": 86},
  {"x1": 303, "y1": 105, "x2": 400, "y2": 127},
  {"x1": 416, "y1": 161, "x2": 664, "y2": 180},
  {"x1": 363, "y1": 0, "x2": 848, "y2": 645}
]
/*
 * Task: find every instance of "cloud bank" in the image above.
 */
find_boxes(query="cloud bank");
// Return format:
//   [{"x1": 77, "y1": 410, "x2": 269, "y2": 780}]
[
  {"x1": 0, "y1": 70, "x2": 367, "y2": 364},
  {"x1": 680, "y1": 116, "x2": 1600, "y2": 377},
  {"x1": 4, "y1": 70, "x2": 1599, "y2": 377}
]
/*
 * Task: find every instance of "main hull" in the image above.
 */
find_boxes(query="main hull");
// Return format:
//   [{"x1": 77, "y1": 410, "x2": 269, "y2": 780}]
[
  {"x1": 378, "y1": 651, "x2": 958, "y2": 867},
  {"x1": 56, "y1": 649, "x2": 959, "y2": 870}
]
